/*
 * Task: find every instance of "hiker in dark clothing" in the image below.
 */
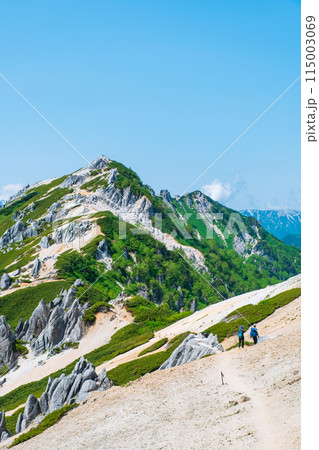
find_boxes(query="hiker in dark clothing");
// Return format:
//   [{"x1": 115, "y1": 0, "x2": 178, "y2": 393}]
[
  {"x1": 238, "y1": 325, "x2": 245, "y2": 348},
  {"x1": 250, "y1": 324, "x2": 259, "y2": 344}
]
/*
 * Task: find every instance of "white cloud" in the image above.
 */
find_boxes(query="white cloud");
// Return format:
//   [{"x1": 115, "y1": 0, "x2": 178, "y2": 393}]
[
  {"x1": 202, "y1": 179, "x2": 233, "y2": 203},
  {"x1": 0, "y1": 183, "x2": 24, "y2": 201}
]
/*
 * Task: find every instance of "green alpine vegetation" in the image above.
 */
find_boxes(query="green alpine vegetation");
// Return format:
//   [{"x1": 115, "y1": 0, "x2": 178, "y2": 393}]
[
  {"x1": 204, "y1": 287, "x2": 301, "y2": 342},
  {"x1": 9, "y1": 404, "x2": 77, "y2": 447},
  {"x1": 107, "y1": 332, "x2": 190, "y2": 386},
  {"x1": 138, "y1": 338, "x2": 168, "y2": 356},
  {"x1": 0, "y1": 281, "x2": 71, "y2": 328},
  {"x1": 0, "y1": 157, "x2": 301, "y2": 325},
  {"x1": 126, "y1": 296, "x2": 192, "y2": 331},
  {"x1": 55, "y1": 212, "x2": 227, "y2": 312}
]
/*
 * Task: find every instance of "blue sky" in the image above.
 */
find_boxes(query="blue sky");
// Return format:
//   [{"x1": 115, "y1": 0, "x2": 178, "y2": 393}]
[{"x1": 0, "y1": 0, "x2": 300, "y2": 210}]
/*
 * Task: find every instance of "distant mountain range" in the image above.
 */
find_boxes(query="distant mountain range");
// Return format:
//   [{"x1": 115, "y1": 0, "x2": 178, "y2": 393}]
[
  {"x1": 0, "y1": 200, "x2": 6, "y2": 208},
  {"x1": 240, "y1": 209, "x2": 301, "y2": 248}
]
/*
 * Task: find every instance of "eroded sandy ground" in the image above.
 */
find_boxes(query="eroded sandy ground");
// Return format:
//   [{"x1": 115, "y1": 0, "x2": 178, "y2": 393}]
[{"x1": 5, "y1": 297, "x2": 300, "y2": 450}]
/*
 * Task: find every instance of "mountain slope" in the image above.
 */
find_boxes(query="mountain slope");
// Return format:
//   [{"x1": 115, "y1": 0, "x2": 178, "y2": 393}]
[
  {"x1": 0, "y1": 155, "x2": 300, "y2": 376},
  {"x1": 3, "y1": 293, "x2": 301, "y2": 450},
  {"x1": 0, "y1": 156, "x2": 300, "y2": 309}
]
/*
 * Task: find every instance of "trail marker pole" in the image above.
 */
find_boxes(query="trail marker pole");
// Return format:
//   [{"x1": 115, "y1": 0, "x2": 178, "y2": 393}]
[{"x1": 221, "y1": 371, "x2": 224, "y2": 385}]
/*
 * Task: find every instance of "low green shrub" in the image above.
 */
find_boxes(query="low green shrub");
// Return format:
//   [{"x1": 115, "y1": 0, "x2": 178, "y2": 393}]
[
  {"x1": 83, "y1": 309, "x2": 96, "y2": 325},
  {"x1": 0, "y1": 365, "x2": 8, "y2": 376},
  {"x1": 204, "y1": 287, "x2": 301, "y2": 342},
  {"x1": 9, "y1": 404, "x2": 77, "y2": 447},
  {"x1": 83, "y1": 301, "x2": 111, "y2": 325},
  {"x1": 51, "y1": 341, "x2": 79, "y2": 355},
  {"x1": 138, "y1": 338, "x2": 168, "y2": 356},
  {"x1": 12, "y1": 340, "x2": 28, "y2": 356},
  {"x1": 84, "y1": 323, "x2": 154, "y2": 367},
  {"x1": 108, "y1": 332, "x2": 190, "y2": 386},
  {"x1": 126, "y1": 296, "x2": 192, "y2": 331}
]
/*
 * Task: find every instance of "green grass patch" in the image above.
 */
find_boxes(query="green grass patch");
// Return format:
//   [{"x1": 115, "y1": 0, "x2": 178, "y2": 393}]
[
  {"x1": 51, "y1": 341, "x2": 79, "y2": 355},
  {"x1": 12, "y1": 339, "x2": 28, "y2": 356},
  {"x1": 83, "y1": 301, "x2": 111, "y2": 325},
  {"x1": 204, "y1": 287, "x2": 301, "y2": 342},
  {"x1": 82, "y1": 175, "x2": 109, "y2": 191},
  {"x1": 9, "y1": 403, "x2": 77, "y2": 447},
  {"x1": 126, "y1": 296, "x2": 193, "y2": 331},
  {"x1": 0, "y1": 281, "x2": 71, "y2": 328},
  {"x1": 26, "y1": 188, "x2": 72, "y2": 221},
  {"x1": 84, "y1": 323, "x2": 154, "y2": 366},
  {"x1": 0, "y1": 365, "x2": 8, "y2": 376},
  {"x1": 107, "y1": 332, "x2": 190, "y2": 386},
  {"x1": 0, "y1": 176, "x2": 68, "y2": 237},
  {"x1": 138, "y1": 338, "x2": 168, "y2": 356},
  {"x1": 0, "y1": 193, "x2": 38, "y2": 218}
]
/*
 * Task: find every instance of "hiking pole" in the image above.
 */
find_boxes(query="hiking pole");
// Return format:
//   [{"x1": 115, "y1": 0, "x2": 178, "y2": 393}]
[{"x1": 221, "y1": 371, "x2": 224, "y2": 385}]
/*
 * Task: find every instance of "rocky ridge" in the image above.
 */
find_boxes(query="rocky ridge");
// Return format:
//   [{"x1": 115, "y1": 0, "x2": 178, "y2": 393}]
[
  {"x1": 16, "y1": 280, "x2": 86, "y2": 356},
  {"x1": 0, "y1": 279, "x2": 88, "y2": 373},
  {"x1": 13, "y1": 357, "x2": 111, "y2": 436},
  {"x1": 160, "y1": 333, "x2": 223, "y2": 370}
]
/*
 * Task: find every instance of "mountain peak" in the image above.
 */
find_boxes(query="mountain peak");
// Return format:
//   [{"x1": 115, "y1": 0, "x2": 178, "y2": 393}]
[{"x1": 88, "y1": 155, "x2": 110, "y2": 171}]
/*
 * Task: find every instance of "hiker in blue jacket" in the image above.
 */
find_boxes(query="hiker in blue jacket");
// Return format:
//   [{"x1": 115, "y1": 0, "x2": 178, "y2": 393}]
[
  {"x1": 250, "y1": 324, "x2": 259, "y2": 345},
  {"x1": 238, "y1": 325, "x2": 245, "y2": 348}
]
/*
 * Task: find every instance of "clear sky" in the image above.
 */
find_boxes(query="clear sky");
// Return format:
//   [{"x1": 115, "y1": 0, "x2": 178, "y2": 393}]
[{"x1": 0, "y1": 0, "x2": 300, "y2": 210}]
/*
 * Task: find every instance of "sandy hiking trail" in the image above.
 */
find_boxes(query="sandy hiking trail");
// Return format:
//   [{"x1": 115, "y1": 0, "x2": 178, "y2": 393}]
[
  {"x1": 5, "y1": 296, "x2": 300, "y2": 449},
  {"x1": 97, "y1": 274, "x2": 300, "y2": 373},
  {"x1": 0, "y1": 275, "x2": 300, "y2": 401}
]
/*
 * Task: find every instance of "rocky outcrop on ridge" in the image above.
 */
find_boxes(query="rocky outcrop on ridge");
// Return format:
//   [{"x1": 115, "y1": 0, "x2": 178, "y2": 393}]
[
  {"x1": 0, "y1": 316, "x2": 15, "y2": 371},
  {"x1": 0, "y1": 410, "x2": 11, "y2": 442},
  {"x1": 30, "y1": 257, "x2": 41, "y2": 278},
  {"x1": 40, "y1": 236, "x2": 50, "y2": 248},
  {"x1": 15, "y1": 357, "x2": 112, "y2": 435},
  {"x1": 159, "y1": 333, "x2": 223, "y2": 370},
  {"x1": 17, "y1": 280, "x2": 86, "y2": 355},
  {"x1": 15, "y1": 394, "x2": 41, "y2": 433},
  {"x1": 0, "y1": 273, "x2": 11, "y2": 290},
  {"x1": 159, "y1": 189, "x2": 172, "y2": 205},
  {"x1": 96, "y1": 239, "x2": 110, "y2": 261},
  {"x1": 88, "y1": 184, "x2": 154, "y2": 223},
  {"x1": 53, "y1": 220, "x2": 92, "y2": 244},
  {"x1": 60, "y1": 156, "x2": 110, "y2": 189},
  {"x1": 44, "y1": 201, "x2": 63, "y2": 223},
  {"x1": 0, "y1": 220, "x2": 38, "y2": 248}
]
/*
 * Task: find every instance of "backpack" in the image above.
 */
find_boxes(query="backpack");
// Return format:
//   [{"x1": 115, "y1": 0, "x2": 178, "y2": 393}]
[
  {"x1": 238, "y1": 329, "x2": 243, "y2": 339},
  {"x1": 250, "y1": 327, "x2": 257, "y2": 337}
]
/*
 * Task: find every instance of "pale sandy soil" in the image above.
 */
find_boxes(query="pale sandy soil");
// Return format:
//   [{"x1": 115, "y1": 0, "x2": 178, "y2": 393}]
[
  {"x1": 5, "y1": 297, "x2": 300, "y2": 450},
  {"x1": 1, "y1": 304, "x2": 133, "y2": 398},
  {"x1": 98, "y1": 274, "x2": 300, "y2": 373},
  {"x1": 0, "y1": 275, "x2": 300, "y2": 401}
]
